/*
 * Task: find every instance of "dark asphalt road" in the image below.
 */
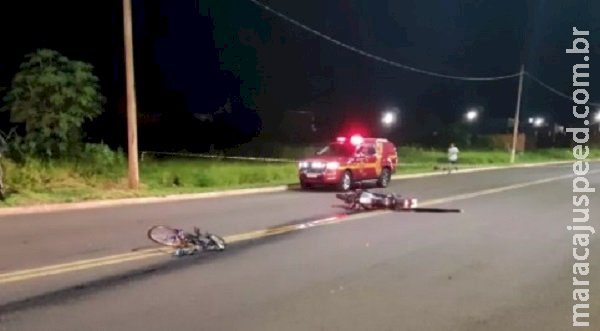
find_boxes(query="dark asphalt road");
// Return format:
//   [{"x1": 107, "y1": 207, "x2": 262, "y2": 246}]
[
  {"x1": 0, "y1": 164, "x2": 579, "y2": 272},
  {"x1": 1, "y1": 163, "x2": 599, "y2": 330}
]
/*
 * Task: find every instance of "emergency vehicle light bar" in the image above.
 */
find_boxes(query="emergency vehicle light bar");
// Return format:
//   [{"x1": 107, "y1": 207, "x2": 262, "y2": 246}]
[
  {"x1": 350, "y1": 135, "x2": 363, "y2": 145},
  {"x1": 336, "y1": 135, "x2": 364, "y2": 145}
]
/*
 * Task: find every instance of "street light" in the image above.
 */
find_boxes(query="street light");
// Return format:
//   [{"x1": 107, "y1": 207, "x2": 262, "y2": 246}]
[
  {"x1": 593, "y1": 111, "x2": 600, "y2": 134},
  {"x1": 465, "y1": 109, "x2": 478, "y2": 122},
  {"x1": 532, "y1": 117, "x2": 545, "y2": 127},
  {"x1": 381, "y1": 107, "x2": 399, "y2": 128},
  {"x1": 382, "y1": 112, "x2": 396, "y2": 126}
]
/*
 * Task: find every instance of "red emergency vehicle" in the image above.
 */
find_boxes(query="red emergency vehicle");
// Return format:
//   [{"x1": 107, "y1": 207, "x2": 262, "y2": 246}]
[{"x1": 298, "y1": 135, "x2": 398, "y2": 191}]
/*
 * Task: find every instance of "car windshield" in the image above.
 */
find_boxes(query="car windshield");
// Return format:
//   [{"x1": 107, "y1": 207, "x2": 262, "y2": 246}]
[{"x1": 316, "y1": 143, "x2": 356, "y2": 157}]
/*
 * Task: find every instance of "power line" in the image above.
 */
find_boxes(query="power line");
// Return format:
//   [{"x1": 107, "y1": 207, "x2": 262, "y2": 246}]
[
  {"x1": 245, "y1": 0, "x2": 600, "y2": 108},
  {"x1": 524, "y1": 71, "x2": 600, "y2": 107},
  {"x1": 245, "y1": 0, "x2": 521, "y2": 81}
]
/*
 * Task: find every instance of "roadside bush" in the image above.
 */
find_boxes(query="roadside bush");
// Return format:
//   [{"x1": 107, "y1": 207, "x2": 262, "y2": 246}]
[
  {"x1": 74, "y1": 143, "x2": 125, "y2": 178},
  {"x1": 1, "y1": 49, "x2": 105, "y2": 160},
  {"x1": 1, "y1": 157, "x2": 84, "y2": 190},
  {"x1": 471, "y1": 135, "x2": 497, "y2": 149},
  {"x1": 396, "y1": 147, "x2": 441, "y2": 163},
  {"x1": 0, "y1": 143, "x2": 126, "y2": 193}
]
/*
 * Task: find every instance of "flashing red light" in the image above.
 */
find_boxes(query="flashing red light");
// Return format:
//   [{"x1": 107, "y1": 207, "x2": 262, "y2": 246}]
[
  {"x1": 336, "y1": 137, "x2": 346, "y2": 143},
  {"x1": 350, "y1": 135, "x2": 364, "y2": 145}
]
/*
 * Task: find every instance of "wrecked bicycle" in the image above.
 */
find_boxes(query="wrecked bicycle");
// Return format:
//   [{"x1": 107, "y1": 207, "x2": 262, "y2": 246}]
[{"x1": 147, "y1": 225, "x2": 226, "y2": 256}]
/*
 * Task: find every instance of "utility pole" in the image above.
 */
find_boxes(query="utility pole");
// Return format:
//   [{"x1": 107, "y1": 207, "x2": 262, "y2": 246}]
[
  {"x1": 123, "y1": 0, "x2": 139, "y2": 189},
  {"x1": 510, "y1": 65, "x2": 525, "y2": 164}
]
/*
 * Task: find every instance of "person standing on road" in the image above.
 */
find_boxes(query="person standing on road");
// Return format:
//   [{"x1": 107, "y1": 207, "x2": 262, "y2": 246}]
[{"x1": 447, "y1": 143, "x2": 459, "y2": 173}]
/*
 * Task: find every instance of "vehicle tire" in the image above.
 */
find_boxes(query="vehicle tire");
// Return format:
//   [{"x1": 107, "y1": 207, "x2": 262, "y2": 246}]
[
  {"x1": 377, "y1": 167, "x2": 391, "y2": 188},
  {"x1": 337, "y1": 170, "x2": 353, "y2": 191}
]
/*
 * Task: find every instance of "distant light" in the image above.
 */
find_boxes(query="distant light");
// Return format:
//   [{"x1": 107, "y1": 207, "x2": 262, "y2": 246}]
[
  {"x1": 381, "y1": 112, "x2": 396, "y2": 126},
  {"x1": 594, "y1": 111, "x2": 600, "y2": 123},
  {"x1": 350, "y1": 135, "x2": 364, "y2": 145},
  {"x1": 465, "y1": 110, "x2": 478, "y2": 122},
  {"x1": 336, "y1": 137, "x2": 346, "y2": 143},
  {"x1": 533, "y1": 117, "x2": 545, "y2": 127},
  {"x1": 528, "y1": 117, "x2": 534, "y2": 124}
]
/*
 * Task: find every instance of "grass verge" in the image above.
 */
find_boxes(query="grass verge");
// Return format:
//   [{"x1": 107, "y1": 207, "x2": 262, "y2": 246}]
[{"x1": 0, "y1": 148, "x2": 597, "y2": 207}]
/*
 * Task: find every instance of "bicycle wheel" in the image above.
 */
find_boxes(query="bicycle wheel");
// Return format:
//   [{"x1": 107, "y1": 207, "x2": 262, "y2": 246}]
[{"x1": 147, "y1": 225, "x2": 182, "y2": 247}]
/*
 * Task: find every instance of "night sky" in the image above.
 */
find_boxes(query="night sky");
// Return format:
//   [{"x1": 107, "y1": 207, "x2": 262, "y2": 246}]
[{"x1": 0, "y1": 0, "x2": 598, "y2": 150}]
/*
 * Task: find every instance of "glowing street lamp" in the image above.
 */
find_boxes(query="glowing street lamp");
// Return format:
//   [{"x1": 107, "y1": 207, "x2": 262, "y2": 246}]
[
  {"x1": 465, "y1": 110, "x2": 478, "y2": 122},
  {"x1": 532, "y1": 117, "x2": 545, "y2": 127},
  {"x1": 381, "y1": 107, "x2": 400, "y2": 128},
  {"x1": 382, "y1": 112, "x2": 396, "y2": 126},
  {"x1": 593, "y1": 111, "x2": 600, "y2": 134}
]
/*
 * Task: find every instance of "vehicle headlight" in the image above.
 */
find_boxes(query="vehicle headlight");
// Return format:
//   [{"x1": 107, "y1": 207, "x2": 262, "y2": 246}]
[
  {"x1": 298, "y1": 161, "x2": 308, "y2": 169},
  {"x1": 326, "y1": 162, "x2": 340, "y2": 169},
  {"x1": 312, "y1": 162, "x2": 325, "y2": 168}
]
